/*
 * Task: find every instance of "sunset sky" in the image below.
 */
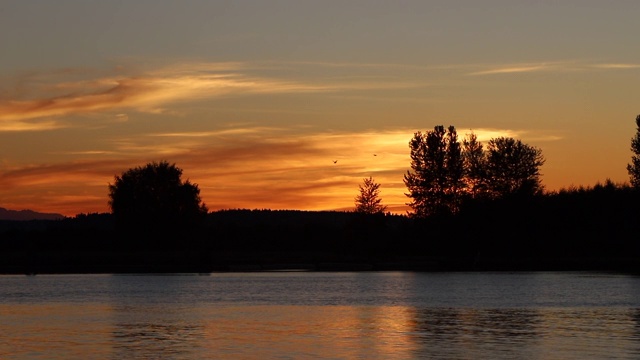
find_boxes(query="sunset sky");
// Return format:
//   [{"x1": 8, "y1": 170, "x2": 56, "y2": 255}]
[{"x1": 1, "y1": 0, "x2": 639, "y2": 216}]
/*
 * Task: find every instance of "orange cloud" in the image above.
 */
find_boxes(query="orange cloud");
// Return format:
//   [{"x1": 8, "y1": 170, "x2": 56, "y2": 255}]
[
  {"x1": 468, "y1": 60, "x2": 640, "y2": 76},
  {"x1": 4, "y1": 59, "x2": 628, "y2": 133},
  {"x1": 0, "y1": 119, "x2": 62, "y2": 132},
  {"x1": 468, "y1": 63, "x2": 557, "y2": 76},
  {"x1": 0, "y1": 74, "x2": 295, "y2": 122},
  {"x1": 0, "y1": 62, "x2": 427, "y2": 131}
]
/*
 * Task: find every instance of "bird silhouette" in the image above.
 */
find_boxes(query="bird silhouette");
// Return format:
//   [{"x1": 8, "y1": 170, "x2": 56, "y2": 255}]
[{"x1": 333, "y1": 160, "x2": 338, "y2": 164}]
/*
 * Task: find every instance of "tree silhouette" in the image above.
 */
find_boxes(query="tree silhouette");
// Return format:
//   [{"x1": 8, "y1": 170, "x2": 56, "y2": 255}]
[
  {"x1": 462, "y1": 131, "x2": 489, "y2": 199},
  {"x1": 355, "y1": 176, "x2": 387, "y2": 214},
  {"x1": 404, "y1": 125, "x2": 465, "y2": 217},
  {"x1": 627, "y1": 114, "x2": 640, "y2": 188},
  {"x1": 108, "y1": 161, "x2": 208, "y2": 237},
  {"x1": 405, "y1": 126, "x2": 546, "y2": 218},
  {"x1": 485, "y1": 137, "x2": 545, "y2": 198}
]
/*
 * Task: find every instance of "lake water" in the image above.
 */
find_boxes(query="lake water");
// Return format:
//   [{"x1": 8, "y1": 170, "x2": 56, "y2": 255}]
[{"x1": 2, "y1": 271, "x2": 640, "y2": 359}]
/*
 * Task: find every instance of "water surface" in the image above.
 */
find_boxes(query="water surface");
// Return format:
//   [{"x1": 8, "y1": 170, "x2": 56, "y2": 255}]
[{"x1": 1, "y1": 271, "x2": 640, "y2": 359}]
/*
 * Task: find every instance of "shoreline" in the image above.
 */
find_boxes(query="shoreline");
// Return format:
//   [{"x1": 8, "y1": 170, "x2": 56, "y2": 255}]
[{"x1": 3, "y1": 250, "x2": 639, "y2": 275}]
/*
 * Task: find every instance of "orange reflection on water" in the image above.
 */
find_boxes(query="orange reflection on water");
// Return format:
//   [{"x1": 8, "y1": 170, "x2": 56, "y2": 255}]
[
  {"x1": 4, "y1": 301, "x2": 640, "y2": 359},
  {"x1": 0, "y1": 303, "x2": 116, "y2": 359},
  {"x1": 0, "y1": 303, "x2": 419, "y2": 359},
  {"x1": 201, "y1": 305, "x2": 416, "y2": 359}
]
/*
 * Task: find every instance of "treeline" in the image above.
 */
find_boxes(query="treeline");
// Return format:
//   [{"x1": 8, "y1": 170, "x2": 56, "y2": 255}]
[
  {"x1": 403, "y1": 125, "x2": 545, "y2": 217},
  {"x1": 3, "y1": 116, "x2": 640, "y2": 273},
  {"x1": 1, "y1": 181, "x2": 640, "y2": 273}
]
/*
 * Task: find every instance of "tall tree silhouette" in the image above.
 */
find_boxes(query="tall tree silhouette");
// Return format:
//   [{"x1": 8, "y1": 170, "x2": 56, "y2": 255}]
[
  {"x1": 404, "y1": 125, "x2": 465, "y2": 217},
  {"x1": 355, "y1": 176, "x2": 387, "y2": 214},
  {"x1": 485, "y1": 137, "x2": 545, "y2": 198},
  {"x1": 405, "y1": 126, "x2": 546, "y2": 218},
  {"x1": 108, "y1": 161, "x2": 208, "y2": 237},
  {"x1": 462, "y1": 131, "x2": 489, "y2": 199},
  {"x1": 627, "y1": 114, "x2": 640, "y2": 188}
]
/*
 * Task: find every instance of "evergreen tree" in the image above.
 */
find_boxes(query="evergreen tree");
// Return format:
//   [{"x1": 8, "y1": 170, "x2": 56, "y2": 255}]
[
  {"x1": 405, "y1": 126, "x2": 546, "y2": 218},
  {"x1": 404, "y1": 125, "x2": 465, "y2": 217},
  {"x1": 355, "y1": 176, "x2": 387, "y2": 214},
  {"x1": 462, "y1": 131, "x2": 489, "y2": 199},
  {"x1": 627, "y1": 114, "x2": 640, "y2": 188}
]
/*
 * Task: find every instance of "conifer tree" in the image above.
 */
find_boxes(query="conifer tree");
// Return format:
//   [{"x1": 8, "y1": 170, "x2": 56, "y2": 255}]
[
  {"x1": 404, "y1": 125, "x2": 465, "y2": 217},
  {"x1": 462, "y1": 131, "x2": 489, "y2": 199},
  {"x1": 355, "y1": 176, "x2": 387, "y2": 214},
  {"x1": 627, "y1": 114, "x2": 640, "y2": 188},
  {"x1": 405, "y1": 125, "x2": 546, "y2": 218}
]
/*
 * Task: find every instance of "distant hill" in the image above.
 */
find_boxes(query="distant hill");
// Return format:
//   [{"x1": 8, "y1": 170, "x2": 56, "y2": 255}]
[{"x1": 0, "y1": 207, "x2": 65, "y2": 221}]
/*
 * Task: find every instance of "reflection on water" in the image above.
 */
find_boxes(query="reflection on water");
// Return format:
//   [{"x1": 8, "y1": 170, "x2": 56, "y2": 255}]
[
  {"x1": 2, "y1": 272, "x2": 640, "y2": 359},
  {"x1": 409, "y1": 308, "x2": 541, "y2": 359},
  {"x1": 111, "y1": 306, "x2": 205, "y2": 359},
  {"x1": 0, "y1": 303, "x2": 114, "y2": 359},
  {"x1": 198, "y1": 306, "x2": 417, "y2": 359}
]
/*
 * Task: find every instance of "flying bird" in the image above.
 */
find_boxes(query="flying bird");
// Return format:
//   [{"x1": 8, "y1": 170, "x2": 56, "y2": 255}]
[{"x1": 333, "y1": 160, "x2": 338, "y2": 164}]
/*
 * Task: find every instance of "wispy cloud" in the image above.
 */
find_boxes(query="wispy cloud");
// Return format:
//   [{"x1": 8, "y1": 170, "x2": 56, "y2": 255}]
[
  {"x1": 468, "y1": 63, "x2": 559, "y2": 76},
  {"x1": 269, "y1": 60, "x2": 466, "y2": 72},
  {"x1": 0, "y1": 73, "x2": 318, "y2": 122},
  {"x1": 272, "y1": 59, "x2": 640, "y2": 77},
  {"x1": 148, "y1": 127, "x2": 276, "y2": 137},
  {"x1": 468, "y1": 60, "x2": 640, "y2": 76},
  {"x1": 0, "y1": 62, "x2": 427, "y2": 130},
  {"x1": 460, "y1": 128, "x2": 563, "y2": 144},
  {"x1": 0, "y1": 119, "x2": 63, "y2": 132},
  {"x1": 2, "y1": 59, "x2": 632, "y2": 132},
  {"x1": 592, "y1": 63, "x2": 640, "y2": 69}
]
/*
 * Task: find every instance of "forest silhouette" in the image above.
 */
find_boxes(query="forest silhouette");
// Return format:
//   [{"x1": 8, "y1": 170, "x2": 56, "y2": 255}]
[{"x1": 2, "y1": 116, "x2": 640, "y2": 274}]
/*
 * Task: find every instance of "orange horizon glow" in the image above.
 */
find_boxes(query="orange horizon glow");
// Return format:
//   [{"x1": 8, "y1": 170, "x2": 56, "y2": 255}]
[
  {"x1": 0, "y1": 126, "x2": 580, "y2": 217},
  {"x1": 1, "y1": 59, "x2": 637, "y2": 217}
]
